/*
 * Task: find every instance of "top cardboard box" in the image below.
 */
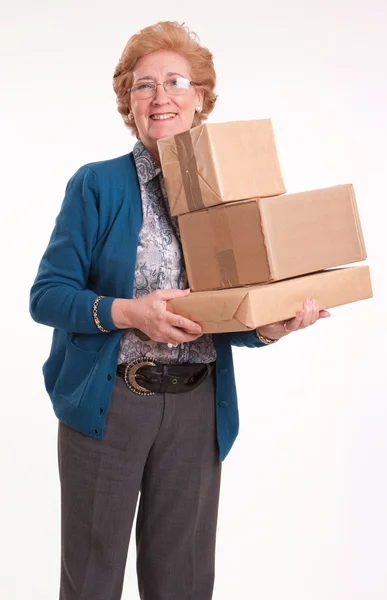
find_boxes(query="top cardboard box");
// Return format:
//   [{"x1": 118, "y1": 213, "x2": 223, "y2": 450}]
[{"x1": 157, "y1": 119, "x2": 286, "y2": 216}]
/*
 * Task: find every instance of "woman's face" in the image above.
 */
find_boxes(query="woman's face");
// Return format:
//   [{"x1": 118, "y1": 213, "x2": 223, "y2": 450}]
[{"x1": 130, "y1": 50, "x2": 204, "y2": 160}]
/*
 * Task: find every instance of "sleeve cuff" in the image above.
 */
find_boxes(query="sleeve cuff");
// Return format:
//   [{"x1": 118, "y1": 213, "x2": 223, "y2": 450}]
[{"x1": 94, "y1": 296, "x2": 119, "y2": 332}]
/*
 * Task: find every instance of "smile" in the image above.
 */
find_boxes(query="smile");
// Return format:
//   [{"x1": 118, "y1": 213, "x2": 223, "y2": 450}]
[{"x1": 150, "y1": 113, "x2": 177, "y2": 120}]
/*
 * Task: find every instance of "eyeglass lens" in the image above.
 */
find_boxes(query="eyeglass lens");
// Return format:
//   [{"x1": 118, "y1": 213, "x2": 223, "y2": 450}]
[{"x1": 131, "y1": 77, "x2": 191, "y2": 98}]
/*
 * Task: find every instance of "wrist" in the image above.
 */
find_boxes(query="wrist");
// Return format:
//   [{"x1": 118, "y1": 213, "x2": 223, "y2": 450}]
[
  {"x1": 111, "y1": 298, "x2": 136, "y2": 329},
  {"x1": 92, "y1": 295, "x2": 118, "y2": 333},
  {"x1": 256, "y1": 328, "x2": 280, "y2": 345}
]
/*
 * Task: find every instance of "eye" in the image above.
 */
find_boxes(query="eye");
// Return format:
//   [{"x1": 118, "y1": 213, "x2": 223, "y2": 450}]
[
  {"x1": 135, "y1": 82, "x2": 154, "y2": 90},
  {"x1": 167, "y1": 77, "x2": 189, "y2": 89}
]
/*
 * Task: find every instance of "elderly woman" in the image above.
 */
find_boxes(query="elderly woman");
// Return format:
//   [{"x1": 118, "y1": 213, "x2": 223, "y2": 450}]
[{"x1": 30, "y1": 21, "x2": 329, "y2": 600}]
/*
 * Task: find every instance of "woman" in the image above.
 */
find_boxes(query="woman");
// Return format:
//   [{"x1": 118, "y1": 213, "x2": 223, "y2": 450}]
[{"x1": 30, "y1": 21, "x2": 329, "y2": 600}]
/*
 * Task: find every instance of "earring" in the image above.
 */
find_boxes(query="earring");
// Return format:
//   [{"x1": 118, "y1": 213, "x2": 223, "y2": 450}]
[
  {"x1": 128, "y1": 112, "x2": 134, "y2": 120},
  {"x1": 195, "y1": 106, "x2": 202, "y2": 113}
]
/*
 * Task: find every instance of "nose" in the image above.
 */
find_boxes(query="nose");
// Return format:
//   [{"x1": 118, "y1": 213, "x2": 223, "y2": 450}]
[{"x1": 151, "y1": 83, "x2": 170, "y2": 105}]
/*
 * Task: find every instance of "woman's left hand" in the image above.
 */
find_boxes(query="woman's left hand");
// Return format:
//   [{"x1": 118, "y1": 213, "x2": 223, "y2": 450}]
[{"x1": 257, "y1": 298, "x2": 331, "y2": 342}]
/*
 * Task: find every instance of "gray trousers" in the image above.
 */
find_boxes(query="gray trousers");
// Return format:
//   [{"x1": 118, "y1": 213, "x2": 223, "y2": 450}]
[{"x1": 58, "y1": 371, "x2": 221, "y2": 600}]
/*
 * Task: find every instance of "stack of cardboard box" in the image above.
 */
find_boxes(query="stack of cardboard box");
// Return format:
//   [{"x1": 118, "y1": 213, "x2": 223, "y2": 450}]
[{"x1": 158, "y1": 119, "x2": 372, "y2": 333}]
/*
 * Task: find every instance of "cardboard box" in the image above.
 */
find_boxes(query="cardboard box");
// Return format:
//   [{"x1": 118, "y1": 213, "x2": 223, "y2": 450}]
[
  {"x1": 157, "y1": 119, "x2": 286, "y2": 216},
  {"x1": 167, "y1": 266, "x2": 372, "y2": 333},
  {"x1": 178, "y1": 185, "x2": 367, "y2": 291}
]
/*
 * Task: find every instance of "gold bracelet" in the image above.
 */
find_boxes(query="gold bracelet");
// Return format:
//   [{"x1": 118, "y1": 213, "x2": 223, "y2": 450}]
[
  {"x1": 256, "y1": 329, "x2": 279, "y2": 345},
  {"x1": 92, "y1": 295, "x2": 111, "y2": 333}
]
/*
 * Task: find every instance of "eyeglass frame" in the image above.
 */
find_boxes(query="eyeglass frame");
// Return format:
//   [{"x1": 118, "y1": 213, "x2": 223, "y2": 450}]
[{"x1": 128, "y1": 76, "x2": 201, "y2": 98}]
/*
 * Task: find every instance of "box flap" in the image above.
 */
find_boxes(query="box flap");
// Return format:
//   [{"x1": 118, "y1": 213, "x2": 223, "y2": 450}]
[
  {"x1": 347, "y1": 184, "x2": 367, "y2": 258},
  {"x1": 158, "y1": 127, "x2": 223, "y2": 216},
  {"x1": 167, "y1": 286, "x2": 250, "y2": 323}
]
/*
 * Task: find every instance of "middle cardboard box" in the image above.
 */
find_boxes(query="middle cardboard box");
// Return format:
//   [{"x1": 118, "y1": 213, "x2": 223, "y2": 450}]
[{"x1": 178, "y1": 184, "x2": 366, "y2": 292}]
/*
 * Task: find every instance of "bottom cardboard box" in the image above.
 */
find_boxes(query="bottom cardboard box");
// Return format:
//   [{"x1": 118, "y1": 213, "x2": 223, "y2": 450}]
[{"x1": 167, "y1": 266, "x2": 373, "y2": 333}]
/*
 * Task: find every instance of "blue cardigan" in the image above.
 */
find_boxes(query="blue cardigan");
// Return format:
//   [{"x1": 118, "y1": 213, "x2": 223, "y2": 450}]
[{"x1": 30, "y1": 152, "x2": 266, "y2": 461}]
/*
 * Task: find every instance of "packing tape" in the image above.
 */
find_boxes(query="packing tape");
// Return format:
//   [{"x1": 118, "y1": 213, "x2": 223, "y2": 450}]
[
  {"x1": 217, "y1": 249, "x2": 240, "y2": 288},
  {"x1": 210, "y1": 209, "x2": 240, "y2": 288},
  {"x1": 175, "y1": 131, "x2": 205, "y2": 212}
]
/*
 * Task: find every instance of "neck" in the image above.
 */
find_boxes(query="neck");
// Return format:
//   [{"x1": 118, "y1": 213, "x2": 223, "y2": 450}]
[
  {"x1": 141, "y1": 140, "x2": 160, "y2": 166},
  {"x1": 149, "y1": 148, "x2": 161, "y2": 166}
]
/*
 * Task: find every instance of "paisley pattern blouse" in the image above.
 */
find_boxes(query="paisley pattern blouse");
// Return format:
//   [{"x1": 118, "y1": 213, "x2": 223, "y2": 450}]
[{"x1": 117, "y1": 141, "x2": 217, "y2": 365}]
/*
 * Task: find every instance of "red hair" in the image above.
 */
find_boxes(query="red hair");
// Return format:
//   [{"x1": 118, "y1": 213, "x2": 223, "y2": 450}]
[{"x1": 113, "y1": 21, "x2": 217, "y2": 136}]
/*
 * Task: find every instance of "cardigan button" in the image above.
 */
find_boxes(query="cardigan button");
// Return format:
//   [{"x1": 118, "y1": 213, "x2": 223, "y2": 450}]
[
  {"x1": 218, "y1": 401, "x2": 228, "y2": 407},
  {"x1": 107, "y1": 374, "x2": 112, "y2": 381}
]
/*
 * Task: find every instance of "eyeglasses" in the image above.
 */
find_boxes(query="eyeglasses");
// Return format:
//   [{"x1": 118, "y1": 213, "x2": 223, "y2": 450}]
[{"x1": 129, "y1": 76, "x2": 199, "y2": 99}]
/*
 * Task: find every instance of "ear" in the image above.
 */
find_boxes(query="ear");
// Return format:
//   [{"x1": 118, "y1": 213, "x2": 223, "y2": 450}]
[{"x1": 195, "y1": 87, "x2": 204, "y2": 108}]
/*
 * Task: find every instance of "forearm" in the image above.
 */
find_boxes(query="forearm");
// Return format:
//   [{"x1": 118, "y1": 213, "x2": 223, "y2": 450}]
[
  {"x1": 30, "y1": 165, "x2": 119, "y2": 334},
  {"x1": 30, "y1": 283, "x2": 118, "y2": 334}
]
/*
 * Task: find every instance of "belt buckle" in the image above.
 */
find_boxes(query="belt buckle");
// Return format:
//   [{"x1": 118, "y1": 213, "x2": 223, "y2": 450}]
[{"x1": 124, "y1": 356, "x2": 157, "y2": 396}]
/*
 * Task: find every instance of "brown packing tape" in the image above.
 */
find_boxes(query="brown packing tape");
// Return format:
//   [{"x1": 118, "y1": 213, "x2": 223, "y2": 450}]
[
  {"x1": 175, "y1": 131, "x2": 205, "y2": 212},
  {"x1": 209, "y1": 208, "x2": 240, "y2": 287},
  {"x1": 217, "y1": 250, "x2": 239, "y2": 288}
]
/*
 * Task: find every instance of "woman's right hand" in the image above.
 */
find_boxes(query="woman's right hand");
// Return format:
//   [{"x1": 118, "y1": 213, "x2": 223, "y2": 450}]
[{"x1": 111, "y1": 288, "x2": 202, "y2": 345}]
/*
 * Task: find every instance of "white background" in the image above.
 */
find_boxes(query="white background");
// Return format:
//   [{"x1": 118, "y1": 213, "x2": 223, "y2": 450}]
[{"x1": 1, "y1": 0, "x2": 387, "y2": 598}]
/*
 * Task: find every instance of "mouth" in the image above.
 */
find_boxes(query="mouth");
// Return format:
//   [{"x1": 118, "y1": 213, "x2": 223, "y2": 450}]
[{"x1": 149, "y1": 113, "x2": 177, "y2": 121}]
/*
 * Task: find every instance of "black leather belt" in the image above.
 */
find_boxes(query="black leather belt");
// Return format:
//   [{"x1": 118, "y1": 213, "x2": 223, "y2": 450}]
[{"x1": 117, "y1": 357, "x2": 215, "y2": 396}]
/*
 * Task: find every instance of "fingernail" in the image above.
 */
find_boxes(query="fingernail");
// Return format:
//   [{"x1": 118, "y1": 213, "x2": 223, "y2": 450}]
[{"x1": 298, "y1": 311, "x2": 304, "y2": 317}]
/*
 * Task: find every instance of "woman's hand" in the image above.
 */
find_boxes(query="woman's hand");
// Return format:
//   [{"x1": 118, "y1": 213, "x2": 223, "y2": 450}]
[
  {"x1": 257, "y1": 298, "x2": 330, "y2": 342},
  {"x1": 111, "y1": 289, "x2": 202, "y2": 345}
]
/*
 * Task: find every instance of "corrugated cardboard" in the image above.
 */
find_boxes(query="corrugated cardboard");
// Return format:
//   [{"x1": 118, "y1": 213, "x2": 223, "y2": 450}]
[
  {"x1": 167, "y1": 266, "x2": 372, "y2": 333},
  {"x1": 157, "y1": 119, "x2": 286, "y2": 216},
  {"x1": 178, "y1": 185, "x2": 367, "y2": 291}
]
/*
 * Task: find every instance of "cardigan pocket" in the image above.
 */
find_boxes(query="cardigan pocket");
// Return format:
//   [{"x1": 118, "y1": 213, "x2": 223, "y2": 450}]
[{"x1": 52, "y1": 340, "x2": 99, "y2": 407}]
